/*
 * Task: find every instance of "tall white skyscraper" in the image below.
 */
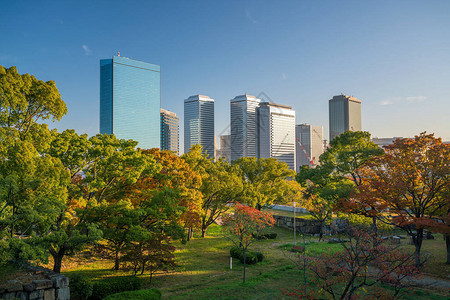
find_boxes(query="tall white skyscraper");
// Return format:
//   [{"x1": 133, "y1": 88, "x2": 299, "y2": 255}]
[
  {"x1": 295, "y1": 124, "x2": 324, "y2": 171},
  {"x1": 257, "y1": 102, "x2": 296, "y2": 170},
  {"x1": 184, "y1": 95, "x2": 215, "y2": 158},
  {"x1": 329, "y1": 94, "x2": 362, "y2": 141},
  {"x1": 230, "y1": 94, "x2": 261, "y2": 161}
]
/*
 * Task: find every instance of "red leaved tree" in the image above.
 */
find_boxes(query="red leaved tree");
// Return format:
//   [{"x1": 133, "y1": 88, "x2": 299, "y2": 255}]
[
  {"x1": 222, "y1": 202, "x2": 275, "y2": 283},
  {"x1": 347, "y1": 133, "x2": 450, "y2": 266},
  {"x1": 283, "y1": 226, "x2": 419, "y2": 300}
]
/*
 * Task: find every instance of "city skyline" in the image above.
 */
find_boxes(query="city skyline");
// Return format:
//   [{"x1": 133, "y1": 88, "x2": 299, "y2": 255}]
[{"x1": 2, "y1": 1, "x2": 450, "y2": 152}]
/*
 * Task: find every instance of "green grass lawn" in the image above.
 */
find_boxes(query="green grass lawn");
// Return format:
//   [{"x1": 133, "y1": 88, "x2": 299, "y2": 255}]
[{"x1": 58, "y1": 223, "x2": 449, "y2": 299}]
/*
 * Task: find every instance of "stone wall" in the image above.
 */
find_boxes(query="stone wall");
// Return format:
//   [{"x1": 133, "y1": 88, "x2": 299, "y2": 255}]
[
  {"x1": 273, "y1": 215, "x2": 327, "y2": 234},
  {"x1": 0, "y1": 266, "x2": 70, "y2": 300}
]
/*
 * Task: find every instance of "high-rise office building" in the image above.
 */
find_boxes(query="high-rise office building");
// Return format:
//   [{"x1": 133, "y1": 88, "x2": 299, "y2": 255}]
[
  {"x1": 329, "y1": 94, "x2": 361, "y2": 141},
  {"x1": 230, "y1": 94, "x2": 261, "y2": 161},
  {"x1": 216, "y1": 135, "x2": 231, "y2": 163},
  {"x1": 257, "y1": 102, "x2": 296, "y2": 170},
  {"x1": 295, "y1": 124, "x2": 324, "y2": 171},
  {"x1": 184, "y1": 95, "x2": 215, "y2": 158},
  {"x1": 100, "y1": 55, "x2": 160, "y2": 149},
  {"x1": 160, "y1": 108, "x2": 179, "y2": 154}
]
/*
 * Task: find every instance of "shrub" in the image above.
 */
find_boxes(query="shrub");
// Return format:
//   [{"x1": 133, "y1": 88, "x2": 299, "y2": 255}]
[
  {"x1": 230, "y1": 246, "x2": 242, "y2": 259},
  {"x1": 231, "y1": 247, "x2": 264, "y2": 264},
  {"x1": 253, "y1": 233, "x2": 277, "y2": 240},
  {"x1": 69, "y1": 273, "x2": 93, "y2": 300},
  {"x1": 255, "y1": 251, "x2": 264, "y2": 262},
  {"x1": 90, "y1": 276, "x2": 142, "y2": 300},
  {"x1": 103, "y1": 288, "x2": 161, "y2": 300}
]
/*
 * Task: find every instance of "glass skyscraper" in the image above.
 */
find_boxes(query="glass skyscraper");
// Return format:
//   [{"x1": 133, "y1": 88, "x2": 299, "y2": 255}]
[
  {"x1": 257, "y1": 102, "x2": 296, "y2": 170},
  {"x1": 329, "y1": 94, "x2": 361, "y2": 141},
  {"x1": 230, "y1": 94, "x2": 261, "y2": 161},
  {"x1": 160, "y1": 108, "x2": 179, "y2": 155},
  {"x1": 184, "y1": 95, "x2": 215, "y2": 158},
  {"x1": 100, "y1": 55, "x2": 161, "y2": 149}
]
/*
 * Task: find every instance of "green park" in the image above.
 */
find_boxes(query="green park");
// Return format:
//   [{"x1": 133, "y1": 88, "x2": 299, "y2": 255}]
[{"x1": 0, "y1": 66, "x2": 449, "y2": 299}]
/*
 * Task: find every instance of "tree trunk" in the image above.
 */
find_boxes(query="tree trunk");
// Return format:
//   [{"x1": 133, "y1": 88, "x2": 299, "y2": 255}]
[
  {"x1": 446, "y1": 235, "x2": 450, "y2": 264},
  {"x1": 243, "y1": 248, "x2": 247, "y2": 284},
  {"x1": 413, "y1": 229, "x2": 424, "y2": 267},
  {"x1": 372, "y1": 217, "x2": 378, "y2": 237},
  {"x1": 52, "y1": 249, "x2": 65, "y2": 273},
  {"x1": 319, "y1": 220, "x2": 324, "y2": 241},
  {"x1": 201, "y1": 226, "x2": 207, "y2": 238},
  {"x1": 114, "y1": 250, "x2": 120, "y2": 271}
]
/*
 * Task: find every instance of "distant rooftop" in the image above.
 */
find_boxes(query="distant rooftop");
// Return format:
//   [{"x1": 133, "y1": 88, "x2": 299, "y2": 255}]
[
  {"x1": 231, "y1": 94, "x2": 261, "y2": 102},
  {"x1": 160, "y1": 108, "x2": 178, "y2": 117},
  {"x1": 331, "y1": 94, "x2": 361, "y2": 103},
  {"x1": 184, "y1": 94, "x2": 214, "y2": 102},
  {"x1": 259, "y1": 101, "x2": 292, "y2": 110}
]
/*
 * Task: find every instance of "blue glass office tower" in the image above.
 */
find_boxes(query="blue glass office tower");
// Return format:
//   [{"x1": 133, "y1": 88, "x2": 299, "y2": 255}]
[{"x1": 100, "y1": 56, "x2": 161, "y2": 149}]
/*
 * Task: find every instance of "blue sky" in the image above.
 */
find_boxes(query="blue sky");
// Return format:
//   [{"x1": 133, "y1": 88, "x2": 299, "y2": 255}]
[{"x1": 1, "y1": 0, "x2": 450, "y2": 152}]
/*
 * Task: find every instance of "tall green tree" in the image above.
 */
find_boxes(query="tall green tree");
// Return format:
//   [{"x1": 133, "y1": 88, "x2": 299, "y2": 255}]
[
  {"x1": 321, "y1": 131, "x2": 384, "y2": 233},
  {"x1": 182, "y1": 145, "x2": 243, "y2": 237},
  {"x1": 233, "y1": 157, "x2": 296, "y2": 209}
]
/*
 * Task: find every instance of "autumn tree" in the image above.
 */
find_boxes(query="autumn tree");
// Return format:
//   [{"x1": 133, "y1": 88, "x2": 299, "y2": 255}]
[
  {"x1": 283, "y1": 226, "x2": 418, "y2": 300},
  {"x1": 350, "y1": 133, "x2": 450, "y2": 266},
  {"x1": 222, "y1": 203, "x2": 275, "y2": 283},
  {"x1": 141, "y1": 148, "x2": 202, "y2": 241},
  {"x1": 233, "y1": 157, "x2": 297, "y2": 209}
]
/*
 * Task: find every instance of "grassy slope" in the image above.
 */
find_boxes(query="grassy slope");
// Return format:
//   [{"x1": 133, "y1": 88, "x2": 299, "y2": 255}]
[{"x1": 59, "y1": 219, "x2": 448, "y2": 299}]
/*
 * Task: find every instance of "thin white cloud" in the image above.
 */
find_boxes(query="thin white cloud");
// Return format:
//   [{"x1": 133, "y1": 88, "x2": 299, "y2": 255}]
[
  {"x1": 82, "y1": 45, "x2": 92, "y2": 56},
  {"x1": 379, "y1": 96, "x2": 427, "y2": 106},
  {"x1": 281, "y1": 73, "x2": 287, "y2": 80},
  {"x1": 406, "y1": 96, "x2": 427, "y2": 103},
  {"x1": 246, "y1": 10, "x2": 258, "y2": 24}
]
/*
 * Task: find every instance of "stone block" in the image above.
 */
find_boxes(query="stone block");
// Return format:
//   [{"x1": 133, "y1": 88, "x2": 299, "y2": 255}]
[
  {"x1": 44, "y1": 288, "x2": 55, "y2": 300},
  {"x1": 56, "y1": 287, "x2": 70, "y2": 300},
  {"x1": 16, "y1": 291, "x2": 29, "y2": 300},
  {"x1": 24, "y1": 283, "x2": 37, "y2": 292},
  {"x1": 29, "y1": 289, "x2": 44, "y2": 300},
  {"x1": 51, "y1": 275, "x2": 69, "y2": 289},
  {"x1": 33, "y1": 280, "x2": 53, "y2": 290},
  {"x1": 6, "y1": 280, "x2": 23, "y2": 292},
  {"x1": 2, "y1": 292, "x2": 18, "y2": 300}
]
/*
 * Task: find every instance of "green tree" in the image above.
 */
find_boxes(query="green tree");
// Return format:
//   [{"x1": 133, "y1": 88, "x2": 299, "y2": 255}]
[
  {"x1": 0, "y1": 66, "x2": 67, "y2": 138},
  {"x1": 320, "y1": 131, "x2": 384, "y2": 233},
  {"x1": 233, "y1": 157, "x2": 296, "y2": 209},
  {"x1": 296, "y1": 165, "x2": 353, "y2": 240},
  {"x1": 182, "y1": 145, "x2": 243, "y2": 237}
]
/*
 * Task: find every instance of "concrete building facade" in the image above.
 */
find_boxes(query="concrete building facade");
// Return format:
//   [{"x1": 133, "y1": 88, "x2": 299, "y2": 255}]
[
  {"x1": 295, "y1": 124, "x2": 324, "y2": 171},
  {"x1": 329, "y1": 94, "x2": 361, "y2": 141},
  {"x1": 257, "y1": 102, "x2": 296, "y2": 170}
]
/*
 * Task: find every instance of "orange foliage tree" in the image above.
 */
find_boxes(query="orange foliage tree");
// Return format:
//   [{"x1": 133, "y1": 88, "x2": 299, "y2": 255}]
[
  {"x1": 222, "y1": 203, "x2": 275, "y2": 283},
  {"x1": 138, "y1": 149, "x2": 203, "y2": 240},
  {"x1": 349, "y1": 133, "x2": 450, "y2": 266}
]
